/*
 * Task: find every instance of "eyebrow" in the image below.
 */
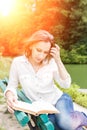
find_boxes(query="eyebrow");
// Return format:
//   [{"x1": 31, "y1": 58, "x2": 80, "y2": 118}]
[{"x1": 36, "y1": 48, "x2": 50, "y2": 53}]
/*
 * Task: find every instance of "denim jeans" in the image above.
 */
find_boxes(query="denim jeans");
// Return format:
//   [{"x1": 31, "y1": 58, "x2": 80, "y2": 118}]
[{"x1": 48, "y1": 93, "x2": 87, "y2": 130}]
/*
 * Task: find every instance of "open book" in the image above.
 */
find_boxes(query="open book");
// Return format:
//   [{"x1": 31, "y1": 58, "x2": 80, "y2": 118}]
[{"x1": 13, "y1": 100, "x2": 59, "y2": 116}]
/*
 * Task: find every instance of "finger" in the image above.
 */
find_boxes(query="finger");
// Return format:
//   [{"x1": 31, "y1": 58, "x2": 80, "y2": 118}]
[
  {"x1": 7, "y1": 100, "x2": 12, "y2": 107},
  {"x1": 50, "y1": 50, "x2": 57, "y2": 57},
  {"x1": 50, "y1": 48, "x2": 59, "y2": 56},
  {"x1": 50, "y1": 46, "x2": 58, "y2": 53},
  {"x1": 7, "y1": 98, "x2": 14, "y2": 107},
  {"x1": 7, "y1": 105, "x2": 14, "y2": 114},
  {"x1": 55, "y1": 44, "x2": 59, "y2": 48},
  {"x1": 7, "y1": 96, "x2": 17, "y2": 105},
  {"x1": 54, "y1": 44, "x2": 60, "y2": 50},
  {"x1": 51, "y1": 45, "x2": 60, "y2": 52}
]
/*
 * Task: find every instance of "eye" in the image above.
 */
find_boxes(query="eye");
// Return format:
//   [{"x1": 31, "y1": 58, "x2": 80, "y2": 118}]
[{"x1": 36, "y1": 48, "x2": 42, "y2": 52}]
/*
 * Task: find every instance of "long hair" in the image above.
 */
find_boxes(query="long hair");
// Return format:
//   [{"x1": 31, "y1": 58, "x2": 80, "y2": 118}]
[{"x1": 24, "y1": 30, "x2": 54, "y2": 58}]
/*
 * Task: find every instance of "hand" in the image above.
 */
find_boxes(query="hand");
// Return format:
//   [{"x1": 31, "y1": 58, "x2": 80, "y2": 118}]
[
  {"x1": 5, "y1": 91, "x2": 18, "y2": 113},
  {"x1": 50, "y1": 44, "x2": 61, "y2": 62}
]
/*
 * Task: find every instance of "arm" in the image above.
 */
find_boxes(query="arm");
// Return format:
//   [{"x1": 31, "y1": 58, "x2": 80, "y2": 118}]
[
  {"x1": 50, "y1": 44, "x2": 71, "y2": 88},
  {"x1": 5, "y1": 90, "x2": 18, "y2": 113},
  {"x1": 4, "y1": 59, "x2": 19, "y2": 113}
]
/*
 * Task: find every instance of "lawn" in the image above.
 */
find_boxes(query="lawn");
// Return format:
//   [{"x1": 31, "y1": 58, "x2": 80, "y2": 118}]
[{"x1": 0, "y1": 56, "x2": 12, "y2": 79}]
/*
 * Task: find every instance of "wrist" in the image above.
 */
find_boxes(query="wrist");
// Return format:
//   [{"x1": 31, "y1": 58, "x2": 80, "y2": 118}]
[
  {"x1": 5, "y1": 90, "x2": 14, "y2": 99},
  {"x1": 55, "y1": 57, "x2": 62, "y2": 64}
]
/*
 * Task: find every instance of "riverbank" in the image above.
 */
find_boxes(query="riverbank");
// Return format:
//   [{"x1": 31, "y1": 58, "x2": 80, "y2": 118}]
[
  {"x1": 79, "y1": 89, "x2": 87, "y2": 94},
  {"x1": 74, "y1": 102, "x2": 87, "y2": 115}
]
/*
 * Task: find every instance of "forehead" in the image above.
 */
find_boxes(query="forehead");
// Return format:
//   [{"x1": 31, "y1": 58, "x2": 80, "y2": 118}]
[{"x1": 34, "y1": 41, "x2": 51, "y2": 50}]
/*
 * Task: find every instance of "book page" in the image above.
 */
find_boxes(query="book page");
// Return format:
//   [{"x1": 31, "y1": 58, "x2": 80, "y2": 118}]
[
  {"x1": 32, "y1": 100, "x2": 58, "y2": 113},
  {"x1": 13, "y1": 100, "x2": 59, "y2": 115}
]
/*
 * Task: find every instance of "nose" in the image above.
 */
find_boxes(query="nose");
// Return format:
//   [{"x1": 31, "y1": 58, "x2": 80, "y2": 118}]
[{"x1": 38, "y1": 52, "x2": 45, "y2": 59}]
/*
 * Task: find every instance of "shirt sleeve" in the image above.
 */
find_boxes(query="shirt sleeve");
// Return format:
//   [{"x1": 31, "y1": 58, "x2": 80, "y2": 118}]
[
  {"x1": 4, "y1": 58, "x2": 18, "y2": 98},
  {"x1": 50, "y1": 59, "x2": 71, "y2": 88},
  {"x1": 53, "y1": 71, "x2": 71, "y2": 88}
]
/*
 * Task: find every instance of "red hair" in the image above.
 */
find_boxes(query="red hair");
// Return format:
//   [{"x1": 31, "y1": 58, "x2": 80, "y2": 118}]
[{"x1": 24, "y1": 30, "x2": 54, "y2": 58}]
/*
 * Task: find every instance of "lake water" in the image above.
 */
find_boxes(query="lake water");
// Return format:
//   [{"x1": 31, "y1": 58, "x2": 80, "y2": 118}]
[{"x1": 65, "y1": 64, "x2": 87, "y2": 88}]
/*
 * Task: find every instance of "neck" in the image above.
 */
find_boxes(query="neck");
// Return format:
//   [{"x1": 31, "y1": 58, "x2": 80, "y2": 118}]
[
  {"x1": 28, "y1": 56, "x2": 42, "y2": 66},
  {"x1": 28, "y1": 56, "x2": 43, "y2": 72}
]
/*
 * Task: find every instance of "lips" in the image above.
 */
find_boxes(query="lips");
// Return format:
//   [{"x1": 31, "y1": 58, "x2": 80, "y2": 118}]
[
  {"x1": 36, "y1": 57, "x2": 44, "y2": 63},
  {"x1": 36, "y1": 58, "x2": 42, "y2": 62}
]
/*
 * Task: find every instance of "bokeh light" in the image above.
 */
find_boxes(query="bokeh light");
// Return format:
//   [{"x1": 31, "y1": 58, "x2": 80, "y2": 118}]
[{"x1": 0, "y1": 0, "x2": 16, "y2": 16}]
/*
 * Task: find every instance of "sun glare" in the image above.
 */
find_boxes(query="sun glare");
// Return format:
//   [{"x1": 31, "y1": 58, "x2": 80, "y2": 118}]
[{"x1": 0, "y1": 0, "x2": 16, "y2": 16}]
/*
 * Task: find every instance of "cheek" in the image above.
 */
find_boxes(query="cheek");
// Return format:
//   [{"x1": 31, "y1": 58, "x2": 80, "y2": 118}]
[
  {"x1": 44, "y1": 53, "x2": 48, "y2": 58},
  {"x1": 42, "y1": 54, "x2": 49, "y2": 60},
  {"x1": 31, "y1": 49, "x2": 38, "y2": 58}
]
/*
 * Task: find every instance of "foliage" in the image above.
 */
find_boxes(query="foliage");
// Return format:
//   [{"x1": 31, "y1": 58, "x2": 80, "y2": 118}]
[
  {"x1": 55, "y1": 81, "x2": 87, "y2": 108},
  {"x1": 0, "y1": 0, "x2": 87, "y2": 58},
  {"x1": 0, "y1": 56, "x2": 12, "y2": 79},
  {"x1": 60, "y1": 48, "x2": 71, "y2": 63},
  {"x1": 61, "y1": 44, "x2": 87, "y2": 64},
  {"x1": 62, "y1": 0, "x2": 87, "y2": 49},
  {"x1": 0, "y1": 0, "x2": 87, "y2": 64}
]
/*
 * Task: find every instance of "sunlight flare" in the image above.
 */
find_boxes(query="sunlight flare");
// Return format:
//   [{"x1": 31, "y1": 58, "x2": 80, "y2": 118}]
[{"x1": 0, "y1": 0, "x2": 16, "y2": 16}]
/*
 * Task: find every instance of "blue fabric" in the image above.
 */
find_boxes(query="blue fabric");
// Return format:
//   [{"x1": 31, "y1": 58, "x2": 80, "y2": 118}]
[{"x1": 48, "y1": 93, "x2": 87, "y2": 130}]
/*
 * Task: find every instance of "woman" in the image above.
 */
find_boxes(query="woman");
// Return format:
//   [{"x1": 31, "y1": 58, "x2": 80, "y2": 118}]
[{"x1": 5, "y1": 30, "x2": 87, "y2": 130}]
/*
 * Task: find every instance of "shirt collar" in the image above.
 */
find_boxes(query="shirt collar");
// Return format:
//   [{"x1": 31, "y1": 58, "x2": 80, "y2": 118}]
[{"x1": 20, "y1": 55, "x2": 29, "y2": 63}]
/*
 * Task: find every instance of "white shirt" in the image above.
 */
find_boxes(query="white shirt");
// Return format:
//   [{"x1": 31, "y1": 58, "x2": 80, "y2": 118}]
[{"x1": 5, "y1": 55, "x2": 71, "y2": 105}]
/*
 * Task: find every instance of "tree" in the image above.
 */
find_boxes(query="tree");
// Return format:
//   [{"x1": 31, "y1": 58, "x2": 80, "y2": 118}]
[{"x1": 0, "y1": 0, "x2": 87, "y2": 59}]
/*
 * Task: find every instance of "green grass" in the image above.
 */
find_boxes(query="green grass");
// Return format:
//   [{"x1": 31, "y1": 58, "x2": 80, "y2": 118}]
[
  {"x1": 0, "y1": 56, "x2": 12, "y2": 79},
  {"x1": 0, "y1": 127, "x2": 5, "y2": 130},
  {"x1": 0, "y1": 93, "x2": 6, "y2": 104},
  {"x1": 55, "y1": 81, "x2": 87, "y2": 108},
  {"x1": 0, "y1": 57, "x2": 11, "y2": 130}
]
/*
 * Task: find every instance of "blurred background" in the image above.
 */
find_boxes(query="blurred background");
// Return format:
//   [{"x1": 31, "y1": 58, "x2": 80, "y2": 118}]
[{"x1": 0, "y1": 0, "x2": 87, "y2": 88}]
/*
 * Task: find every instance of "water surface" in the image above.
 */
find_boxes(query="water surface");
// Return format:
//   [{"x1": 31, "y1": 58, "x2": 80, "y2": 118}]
[{"x1": 65, "y1": 64, "x2": 87, "y2": 88}]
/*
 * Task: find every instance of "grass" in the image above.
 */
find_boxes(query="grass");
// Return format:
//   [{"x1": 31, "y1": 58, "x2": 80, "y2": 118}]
[
  {"x1": 0, "y1": 127, "x2": 5, "y2": 130},
  {"x1": 0, "y1": 93, "x2": 6, "y2": 104},
  {"x1": 0, "y1": 56, "x2": 12, "y2": 79},
  {"x1": 55, "y1": 81, "x2": 87, "y2": 108},
  {"x1": 0, "y1": 57, "x2": 11, "y2": 130}
]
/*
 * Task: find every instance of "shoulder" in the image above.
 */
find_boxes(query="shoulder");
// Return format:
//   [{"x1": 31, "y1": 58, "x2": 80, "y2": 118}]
[
  {"x1": 12, "y1": 55, "x2": 27, "y2": 64},
  {"x1": 11, "y1": 55, "x2": 28, "y2": 68}
]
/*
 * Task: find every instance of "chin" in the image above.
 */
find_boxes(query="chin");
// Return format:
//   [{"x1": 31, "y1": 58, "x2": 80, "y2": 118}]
[{"x1": 35, "y1": 59, "x2": 42, "y2": 64}]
